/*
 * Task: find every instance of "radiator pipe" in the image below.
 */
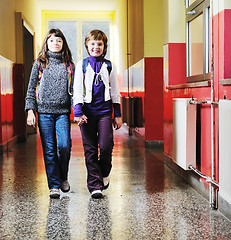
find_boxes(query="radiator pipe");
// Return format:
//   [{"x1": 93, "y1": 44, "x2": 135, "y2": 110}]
[
  {"x1": 126, "y1": 0, "x2": 132, "y2": 135},
  {"x1": 189, "y1": 164, "x2": 218, "y2": 210},
  {"x1": 127, "y1": 0, "x2": 130, "y2": 99},
  {"x1": 210, "y1": 0, "x2": 217, "y2": 210},
  {"x1": 189, "y1": 0, "x2": 217, "y2": 210},
  {"x1": 188, "y1": 165, "x2": 219, "y2": 188},
  {"x1": 189, "y1": 100, "x2": 218, "y2": 105}
]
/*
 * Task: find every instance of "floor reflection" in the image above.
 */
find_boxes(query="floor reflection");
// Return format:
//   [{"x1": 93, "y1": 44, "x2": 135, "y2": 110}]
[
  {"x1": 87, "y1": 197, "x2": 112, "y2": 240},
  {"x1": 46, "y1": 196, "x2": 71, "y2": 239},
  {"x1": 0, "y1": 126, "x2": 230, "y2": 239},
  {"x1": 145, "y1": 150, "x2": 165, "y2": 193}
]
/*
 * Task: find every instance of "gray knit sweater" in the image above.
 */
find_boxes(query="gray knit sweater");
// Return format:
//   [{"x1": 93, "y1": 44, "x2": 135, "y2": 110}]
[{"x1": 25, "y1": 51, "x2": 75, "y2": 114}]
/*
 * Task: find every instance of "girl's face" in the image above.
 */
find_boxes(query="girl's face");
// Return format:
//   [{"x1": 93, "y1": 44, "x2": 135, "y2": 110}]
[
  {"x1": 47, "y1": 34, "x2": 63, "y2": 53},
  {"x1": 87, "y1": 40, "x2": 104, "y2": 57}
]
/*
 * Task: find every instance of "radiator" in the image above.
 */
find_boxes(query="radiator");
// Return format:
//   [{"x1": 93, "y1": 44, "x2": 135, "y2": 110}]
[
  {"x1": 173, "y1": 98, "x2": 197, "y2": 170},
  {"x1": 219, "y1": 100, "x2": 231, "y2": 203}
]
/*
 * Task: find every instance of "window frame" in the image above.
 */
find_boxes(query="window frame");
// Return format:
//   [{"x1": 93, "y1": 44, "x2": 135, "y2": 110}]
[
  {"x1": 44, "y1": 17, "x2": 112, "y2": 64},
  {"x1": 47, "y1": 18, "x2": 112, "y2": 63},
  {"x1": 186, "y1": 0, "x2": 210, "y2": 83}
]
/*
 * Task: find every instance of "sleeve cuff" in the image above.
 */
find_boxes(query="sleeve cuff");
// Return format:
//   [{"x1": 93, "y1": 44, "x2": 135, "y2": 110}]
[
  {"x1": 74, "y1": 104, "x2": 84, "y2": 117},
  {"x1": 113, "y1": 103, "x2": 122, "y2": 118}
]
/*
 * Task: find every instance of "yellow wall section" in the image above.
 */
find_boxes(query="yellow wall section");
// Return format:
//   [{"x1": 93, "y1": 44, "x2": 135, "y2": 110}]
[
  {"x1": 0, "y1": 0, "x2": 166, "y2": 70},
  {"x1": 224, "y1": 0, "x2": 231, "y2": 9},
  {"x1": 144, "y1": 0, "x2": 163, "y2": 57},
  {"x1": 0, "y1": 0, "x2": 16, "y2": 62},
  {"x1": 127, "y1": 0, "x2": 144, "y2": 66},
  {"x1": 169, "y1": 0, "x2": 185, "y2": 43},
  {"x1": 164, "y1": 0, "x2": 185, "y2": 44},
  {"x1": 15, "y1": 0, "x2": 37, "y2": 63},
  {"x1": 163, "y1": 0, "x2": 169, "y2": 45},
  {"x1": 0, "y1": 0, "x2": 37, "y2": 63},
  {"x1": 115, "y1": 0, "x2": 127, "y2": 73},
  {"x1": 16, "y1": 0, "x2": 36, "y2": 27},
  {"x1": 214, "y1": 0, "x2": 231, "y2": 15}
]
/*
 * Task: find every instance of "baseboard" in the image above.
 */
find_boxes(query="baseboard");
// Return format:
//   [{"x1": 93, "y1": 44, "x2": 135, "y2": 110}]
[
  {"x1": 218, "y1": 194, "x2": 231, "y2": 221},
  {"x1": 0, "y1": 134, "x2": 26, "y2": 155},
  {"x1": 123, "y1": 125, "x2": 210, "y2": 202},
  {"x1": 145, "y1": 140, "x2": 164, "y2": 149},
  {"x1": 163, "y1": 154, "x2": 210, "y2": 201},
  {"x1": 164, "y1": 154, "x2": 231, "y2": 221},
  {"x1": 123, "y1": 125, "x2": 164, "y2": 149}
]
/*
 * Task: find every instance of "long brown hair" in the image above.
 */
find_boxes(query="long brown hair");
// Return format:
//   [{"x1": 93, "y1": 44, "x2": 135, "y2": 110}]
[
  {"x1": 85, "y1": 30, "x2": 108, "y2": 57},
  {"x1": 38, "y1": 28, "x2": 72, "y2": 68}
]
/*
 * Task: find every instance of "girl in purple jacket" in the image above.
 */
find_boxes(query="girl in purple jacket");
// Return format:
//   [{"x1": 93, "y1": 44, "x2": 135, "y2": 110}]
[{"x1": 73, "y1": 30, "x2": 122, "y2": 198}]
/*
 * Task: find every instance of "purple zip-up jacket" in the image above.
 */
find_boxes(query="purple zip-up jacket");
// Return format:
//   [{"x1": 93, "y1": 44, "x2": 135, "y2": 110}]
[{"x1": 73, "y1": 55, "x2": 121, "y2": 118}]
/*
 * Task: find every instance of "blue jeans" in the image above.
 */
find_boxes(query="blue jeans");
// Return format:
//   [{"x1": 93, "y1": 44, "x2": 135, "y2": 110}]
[{"x1": 38, "y1": 113, "x2": 71, "y2": 189}]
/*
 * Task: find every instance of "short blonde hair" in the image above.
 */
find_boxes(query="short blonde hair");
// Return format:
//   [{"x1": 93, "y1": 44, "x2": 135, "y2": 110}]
[{"x1": 85, "y1": 30, "x2": 108, "y2": 57}]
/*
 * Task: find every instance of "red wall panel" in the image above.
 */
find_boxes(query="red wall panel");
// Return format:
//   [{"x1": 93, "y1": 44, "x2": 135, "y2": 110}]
[
  {"x1": 222, "y1": 10, "x2": 231, "y2": 80},
  {"x1": 163, "y1": 10, "x2": 231, "y2": 180},
  {"x1": 13, "y1": 64, "x2": 26, "y2": 137},
  {"x1": 145, "y1": 58, "x2": 163, "y2": 141},
  {"x1": 163, "y1": 65, "x2": 213, "y2": 175},
  {"x1": 0, "y1": 61, "x2": 26, "y2": 147},
  {"x1": 168, "y1": 43, "x2": 186, "y2": 85},
  {"x1": 1, "y1": 94, "x2": 13, "y2": 144}
]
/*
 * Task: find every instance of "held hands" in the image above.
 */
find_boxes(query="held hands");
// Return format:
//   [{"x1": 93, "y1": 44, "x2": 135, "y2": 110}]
[
  {"x1": 114, "y1": 117, "x2": 122, "y2": 130},
  {"x1": 74, "y1": 115, "x2": 88, "y2": 126},
  {"x1": 73, "y1": 115, "x2": 122, "y2": 129},
  {"x1": 27, "y1": 109, "x2": 36, "y2": 128}
]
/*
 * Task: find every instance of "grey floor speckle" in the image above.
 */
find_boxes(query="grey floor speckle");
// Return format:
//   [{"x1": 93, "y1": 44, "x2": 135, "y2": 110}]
[{"x1": 0, "y1": 125, "x2": 230, "y2": 240}]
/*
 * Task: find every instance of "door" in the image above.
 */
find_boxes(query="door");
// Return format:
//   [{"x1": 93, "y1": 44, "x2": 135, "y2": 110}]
[{"x1": 23, "y1": 26, "x2": 35, "y2": 134}]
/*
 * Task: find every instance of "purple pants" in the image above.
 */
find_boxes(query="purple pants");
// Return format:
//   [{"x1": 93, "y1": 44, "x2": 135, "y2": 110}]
[{"x1": 80, "y1": 114, "x2": 114, "y2": 193}]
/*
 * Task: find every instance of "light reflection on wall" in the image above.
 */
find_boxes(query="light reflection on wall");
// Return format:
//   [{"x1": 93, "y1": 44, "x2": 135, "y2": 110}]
[
  {"x1": 121, "y1": 59, "x2": 145, "y2": 93},
  {"x1": 0, "y1": 55, "x2": 14, "y2": 144}
]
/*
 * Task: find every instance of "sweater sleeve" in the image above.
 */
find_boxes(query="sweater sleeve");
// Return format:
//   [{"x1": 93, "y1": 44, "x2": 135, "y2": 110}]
[
  {"x1": 70, "y1": 62, "x2": 76, "y2": 107},
  {"x1": 25, "y1": 60, "x2": 39, "y2": 111}
]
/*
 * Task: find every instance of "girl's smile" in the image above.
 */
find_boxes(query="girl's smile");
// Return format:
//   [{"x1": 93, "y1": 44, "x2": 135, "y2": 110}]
[{"x1": 87, "y1": 40, "x2": 104, "y2": 57}]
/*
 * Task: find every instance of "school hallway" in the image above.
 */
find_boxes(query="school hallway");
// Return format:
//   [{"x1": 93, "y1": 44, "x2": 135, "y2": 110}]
[{"x1": 0, "y1": 124, "x2": 230, "y2": 240}]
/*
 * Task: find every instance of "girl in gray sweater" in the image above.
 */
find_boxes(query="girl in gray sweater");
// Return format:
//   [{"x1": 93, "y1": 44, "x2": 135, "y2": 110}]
[{"x1": 25, "y1": 29, "x2": 75, "y2": 198}]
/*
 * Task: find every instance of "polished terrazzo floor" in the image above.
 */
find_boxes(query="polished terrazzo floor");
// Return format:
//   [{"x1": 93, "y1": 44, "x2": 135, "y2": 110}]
[{"x1": 0, "y1": 124, "x2": 231, "y2": 239}]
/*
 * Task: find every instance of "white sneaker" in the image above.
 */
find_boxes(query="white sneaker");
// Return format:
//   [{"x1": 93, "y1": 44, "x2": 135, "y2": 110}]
[
  {"x1": 50, "y1": 188, "x2": 60, "y2": 199},
  {"x1": 103, "y1": 177, "x2": 110, "y2": 190},
  {"x1": 91, "y1": 190, "x2": 103, "y2": 199},
  {"x1": 61, "y1": 180, "x2": 70, "y2": 193}
]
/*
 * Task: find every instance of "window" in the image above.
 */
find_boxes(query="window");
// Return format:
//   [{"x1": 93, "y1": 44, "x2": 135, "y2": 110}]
[
  {"x1": 48, "y1": 20, "x2": 111, "y2": 63},
  {"x1": 186, "y1": 0, "x2": 210, "y2": 82}
]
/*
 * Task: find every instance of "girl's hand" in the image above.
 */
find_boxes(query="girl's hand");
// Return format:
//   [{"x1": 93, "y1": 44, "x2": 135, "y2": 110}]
[
  {"x1": 114, "y1": 117, "x2": 122, "y2": 130},
  {"x1": 74, "y1": 115, "x2": 88, "y2": 126},
  {"x1": 27, "y1": 109, "x2": 36, "y2": 128}
]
